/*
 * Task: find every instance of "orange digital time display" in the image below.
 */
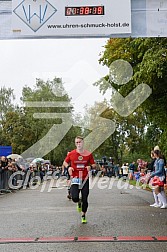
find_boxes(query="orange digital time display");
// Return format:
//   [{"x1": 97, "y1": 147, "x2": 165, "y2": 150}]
[{"x1": 65, "y1": 6, "x2": 105, "y2": 16}]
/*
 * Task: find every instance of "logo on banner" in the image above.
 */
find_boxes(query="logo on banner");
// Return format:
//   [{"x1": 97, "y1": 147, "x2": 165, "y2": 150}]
[{"x1": 13, "y1": 0, "x2": 57, "y2": 32}]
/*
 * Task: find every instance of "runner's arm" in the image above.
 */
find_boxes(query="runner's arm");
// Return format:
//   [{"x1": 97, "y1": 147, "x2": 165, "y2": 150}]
[
  {"x1": 86, "y1": 163, "x2": 96, "y2": 171},
  {"x1": 63, "y1": 160, "x2": 69, "y2": 169},
  {"x1": 63, "y1": 160, "x2": 74, "y2": 177}
]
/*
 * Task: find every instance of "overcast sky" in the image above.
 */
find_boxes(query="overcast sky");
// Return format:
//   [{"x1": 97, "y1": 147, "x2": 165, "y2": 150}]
[{"x1": 0, "y1": 38, "x2": 109, "y2": 114}]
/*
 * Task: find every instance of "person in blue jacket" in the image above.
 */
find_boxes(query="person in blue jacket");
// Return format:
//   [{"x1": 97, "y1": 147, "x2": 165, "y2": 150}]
[{"x1": 149, "y1": 150, "x2": 167, "y2": 209}]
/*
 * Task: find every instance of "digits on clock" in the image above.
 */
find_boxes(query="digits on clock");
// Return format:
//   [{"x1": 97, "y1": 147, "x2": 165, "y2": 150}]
[{"x1": 65, "y1": 6, "x2": 105, "y2": 16}]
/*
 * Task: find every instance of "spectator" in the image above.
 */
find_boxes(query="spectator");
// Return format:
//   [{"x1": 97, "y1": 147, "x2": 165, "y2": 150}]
[
  {"x1": 154, "y1": 145, "x2": 166, "y2": 166},
  {"x1": 129, "y1": 161, "x2": 135, "y2": 179},
  {"x1": 114, "y1": 164, "x2": 119, "y2": 178},
  {"x1": 121, "y1": 163, "x2": 129, "y2": 180},
  {"x1": 147, "y1": 150, "x2": 156, "y2": 172},
  {"x1": 100, "y1": 165, "x2": 106, "y2": 177},
  {"x1": 0, "y1": 156, "x2": 8, "y2": 189},
  {"x1": 137, "y1": 159, "x2": 147, "y2": 173},
  {"x1": 107, "y1": 161, "x2": 114, "y2": 177},
  {"x1": 149, "y1": 150, "x2": 167, "y2": 209}
]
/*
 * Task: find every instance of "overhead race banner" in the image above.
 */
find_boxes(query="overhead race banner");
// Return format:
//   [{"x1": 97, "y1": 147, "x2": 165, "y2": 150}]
[
  {"x1": 146, "y1": 0, "x2": 167, "y2": 37},
  {"x1": 12, "y1": 0, "x2": 131, "y2": 37}
]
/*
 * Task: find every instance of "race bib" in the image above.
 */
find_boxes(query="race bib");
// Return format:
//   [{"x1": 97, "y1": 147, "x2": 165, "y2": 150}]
[
  {"x1": 71, "y1": 178, "x2": 81, "y2": 185},
  {"x1": 76, "y1": 164, "x2": 85, "y2": 169}
]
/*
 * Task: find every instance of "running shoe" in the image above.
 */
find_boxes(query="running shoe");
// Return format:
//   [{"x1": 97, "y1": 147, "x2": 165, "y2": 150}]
[
  {"x1": 67, "y1": 194, "x2": 72, "y2": 200},
  {"x1": 150, "y1": 203, "x2": 162, "y2": 208},
  {"x1": 77, "y1": 199, "x2": 82, "y2": 212},
  {"x1": 81, "y1": 215, "x2": 87, "y2": 224},
  {"x1": 150, "y1": 203, "x2": 159, "y2": 207},
  {"x1": 160, "y1": 204, "x2": 167, "y2": 209}
]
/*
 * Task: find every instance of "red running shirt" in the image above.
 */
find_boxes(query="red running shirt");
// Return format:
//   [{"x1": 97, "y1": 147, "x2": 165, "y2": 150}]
[{"x1": 65, "y1": 149, "x2": 95, "y2": 180}]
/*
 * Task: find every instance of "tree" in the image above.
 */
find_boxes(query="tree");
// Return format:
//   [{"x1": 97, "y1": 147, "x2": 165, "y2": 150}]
[
  {"x1": 0, "y1": 86, "x2": 15, "y2": 124},
  {"x1": 93, "y1": 38, "x2": 167, "y2": 158},
  {"x1": 96, "y1": 38, "x2": 167, "y2": 129},
  {"x1": 20, "y1": 77, "x2": 81, "y2": 164},
  {"x1": 0, "y1": 86, "x2": 16, "y2": 145},
  {"x1": 1, "y1": 109, "x2": 35, "y2": 153},
  {"x1": 82, "y1": 98, "x2": 154, "y2": 164}
]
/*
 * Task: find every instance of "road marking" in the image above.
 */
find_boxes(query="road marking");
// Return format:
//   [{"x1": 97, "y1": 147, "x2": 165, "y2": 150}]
[{"x1": 0, "y1": 236, "x2": 167, "y2": 244}]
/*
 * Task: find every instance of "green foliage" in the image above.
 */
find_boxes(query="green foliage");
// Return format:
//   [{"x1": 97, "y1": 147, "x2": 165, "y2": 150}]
[
  {"x1": 93, "y1": 37, "x2": 167, "y2": 161},
  {"x1": 2, "y1": 110, "x2": 35, "y2": 153},
  {"x1": 21, "y1": 77, "x2": 82, "y2": 164},
  {"x1": 122, "y1": 152, "x2": 150, "y2": 165},
  {"x1": 0, "y1": 77, "x2": 83, "y2": 165},
  {"x1": 0, "y1": 86, "x2": 15, "y2": 123},
  {"x1": 97, "y1": 38, "x2": 167, "y2": 128},
  {"x1": 1, "y1": 37, "x2": 167, "y2": 165},
  {"x1": 82, "y1": 99, "x2": 150, "y2": 164}
]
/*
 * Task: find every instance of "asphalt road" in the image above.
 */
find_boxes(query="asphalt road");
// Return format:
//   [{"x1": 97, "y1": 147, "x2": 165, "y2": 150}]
[{"x1": 0, "y1": 176, "x2": 167, "y2": 252}]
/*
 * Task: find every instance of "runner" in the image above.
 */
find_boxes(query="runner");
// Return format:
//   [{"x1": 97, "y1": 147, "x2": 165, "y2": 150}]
[{"x1": 63, "y1": 136, "x2": 96, "y2": 224}]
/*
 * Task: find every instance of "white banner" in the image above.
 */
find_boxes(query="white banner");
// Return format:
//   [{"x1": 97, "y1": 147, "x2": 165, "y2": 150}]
[
  {"x1": 146, "y1": 0, "x2": 167, "y2": 37},
  {"x1": 12, "y1": 0, "x2": 131, "y2": 37}
]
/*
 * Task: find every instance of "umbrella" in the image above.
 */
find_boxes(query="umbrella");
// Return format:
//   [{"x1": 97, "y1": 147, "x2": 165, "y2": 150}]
[
  {"x1": 43, "y1": 160, "x2": 50, "y2": 164},
  {"x1": 7, "y1": 154, "x2": 23, "y2": 159},
  {"x1": 32, "y1": 158, "x2": 44, "y2": 164},
  {"x1": 24, "y1": 157, "x2": 35, "y2": 163}
]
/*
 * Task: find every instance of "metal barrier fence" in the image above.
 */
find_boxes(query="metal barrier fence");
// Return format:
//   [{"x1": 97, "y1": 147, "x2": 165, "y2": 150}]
[
  {"x1": 0, "y1": 169, "x2": 61, "y2": 192},
  {"x1": 0, "y1": 170, "x2": 34, "y2": 191},
  {"x1": 0, "y1": 168, "x2": 166, "y2": 193}
]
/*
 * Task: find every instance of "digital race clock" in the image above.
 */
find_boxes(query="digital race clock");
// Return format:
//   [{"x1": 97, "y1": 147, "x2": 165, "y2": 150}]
[{"x1": 65, "y1": 6, "x2": 105, "y2": 16}]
